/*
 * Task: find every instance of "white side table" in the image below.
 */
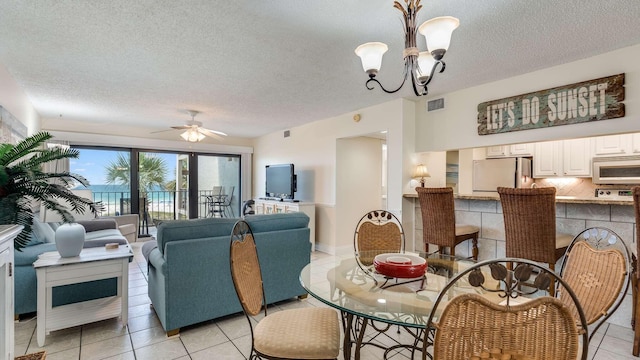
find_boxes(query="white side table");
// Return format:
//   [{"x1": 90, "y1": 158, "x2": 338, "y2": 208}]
[
  {"x1": 33, "y1": 245, "x2": 133, "y2": 347},
  {"x1": 0, "y1": 225, "x2": 21, "y2": 360}
]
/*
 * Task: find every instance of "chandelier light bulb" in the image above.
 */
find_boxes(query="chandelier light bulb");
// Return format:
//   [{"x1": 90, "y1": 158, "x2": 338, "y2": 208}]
[
  {"x1": 418, "y1": 16, "x2": 460, "y2": 60},
  {"x1": 355, "y1": 42, "x2": 389, "y2": 77},
  {"x1": 417, "y1": 51, "x2": 436, "y2": 81}
]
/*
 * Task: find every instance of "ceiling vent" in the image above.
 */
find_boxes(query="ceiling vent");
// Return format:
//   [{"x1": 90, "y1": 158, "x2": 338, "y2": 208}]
[{"x1": 427, "y1": 98, "x2": 445, "y2": 111}]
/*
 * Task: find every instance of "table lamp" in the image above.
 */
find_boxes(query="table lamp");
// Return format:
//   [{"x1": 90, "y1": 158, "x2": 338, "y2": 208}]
[{"x1": 413, "y1": 164, "x2": 430, "y2": 187}]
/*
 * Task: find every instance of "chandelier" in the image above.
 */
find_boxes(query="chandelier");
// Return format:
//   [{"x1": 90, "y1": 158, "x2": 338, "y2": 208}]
[{"x1": 355, "y1": 0, "x2": 459, "y2": 96}]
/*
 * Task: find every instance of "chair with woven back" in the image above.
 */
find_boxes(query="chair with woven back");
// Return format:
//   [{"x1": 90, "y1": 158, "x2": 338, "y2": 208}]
[
  {"x1": 558, "y1": 227, "x2": 631, "y2": 341},
  {"x1": 632, "y1": 186, "x2": 640, "y2": 356},
  {"x1": 416, "y1": 187, "x2": 479, "y2": 260},
  {"x1": 353, "y1": 210, "x2": 404, "y2": 272},
  {"x1": 497, "y1": 186, "x2": 574, "y2": 295},
  {"x1": 425, "y1": 258, "x2": 589, "y2": 360},
  {"x1": 229, "y1": 220, "x2": 340, "y2": 360}
]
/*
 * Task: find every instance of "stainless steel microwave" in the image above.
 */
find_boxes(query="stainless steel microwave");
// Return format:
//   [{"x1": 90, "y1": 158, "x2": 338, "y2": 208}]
[{"x1": 592, "y1": 155, "x2": 640, "y2": 184}]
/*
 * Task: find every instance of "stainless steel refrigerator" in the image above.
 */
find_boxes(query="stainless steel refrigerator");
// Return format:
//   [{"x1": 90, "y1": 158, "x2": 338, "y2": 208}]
[{"x1": 472, "y1": 157, "x2": 533, "y2": 193}]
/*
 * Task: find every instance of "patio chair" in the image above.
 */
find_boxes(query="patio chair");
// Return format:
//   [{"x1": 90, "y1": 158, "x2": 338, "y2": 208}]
[
  {"x1": 229, "y1": 220, "x2": 340, "y2": 360},
  {"x1": 353, "y1": 210, "x2": 404, "y2": 272},
  {"x1": 558, "y1": 227, "x2": 631, "y2": 341},
  {"x1": 425, "y1": 258, "x2": 589, "y2": 360},
  {"x1": 416, "y1": 187, "x2": 479, "y2": 260}
]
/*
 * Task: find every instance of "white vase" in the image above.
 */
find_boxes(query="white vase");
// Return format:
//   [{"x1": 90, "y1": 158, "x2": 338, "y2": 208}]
[{"x1": 55, "y1": 223, "x2": 86, "y2": 257}]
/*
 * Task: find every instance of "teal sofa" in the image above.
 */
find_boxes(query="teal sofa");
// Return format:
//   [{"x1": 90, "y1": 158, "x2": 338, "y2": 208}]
[
  {"x1": 14, "y1": 218, "x2": 129, "y2": 316},
  {"x1": 146, "y1": 212, "x2": 312, "y2": 334}
]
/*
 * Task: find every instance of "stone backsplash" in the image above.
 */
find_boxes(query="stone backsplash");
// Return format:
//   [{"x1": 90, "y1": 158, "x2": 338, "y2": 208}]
[{"x1": 533, "y1": 177, "x2": 635, "y2": 197}]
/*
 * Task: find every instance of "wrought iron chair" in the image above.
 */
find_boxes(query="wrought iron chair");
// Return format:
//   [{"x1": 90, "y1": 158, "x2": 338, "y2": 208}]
[
  {"x1": 558, "y1": 227, "x2": 631, "y2": 341},
  {"x1": 416, "y1": 187, "x2": 479, "y2": 260},
  {"x1": 498, "y1": 186, "x2": 574, "y2": 295},
  {"x1": 353, "y1": 210, "x2": 405, "y2": 273},
  {"x1": 425, "y1": 258, "x2": 589, "y2": 360},
  {"x1": 229, "y1": 220, "x2": 340, "y2": 360}
]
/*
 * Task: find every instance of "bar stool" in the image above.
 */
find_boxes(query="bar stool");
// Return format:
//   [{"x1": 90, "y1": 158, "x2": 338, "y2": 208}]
[
  {"x1": 497, "y1": 186, "x2": 574, "y2": 295},
  {"x1": 416, "y1": 187, "x2": 479, "y2": 260}
]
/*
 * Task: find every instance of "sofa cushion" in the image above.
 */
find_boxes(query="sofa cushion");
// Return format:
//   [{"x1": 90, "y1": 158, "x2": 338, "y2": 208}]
[
  {"x1": 156, "y1": 217, "x2": 238, "y2": 255},
  {"x1": 245, "y1": 213, "x2": 310, "y2": 233},
  {"x1": 79, "y1": 219, "x2": 117, "y2": 232},
  {"x1": 14, "y1": 243, "x2": 57, "y2": 266},
  {"x1": 32, "y1": 216, "x2": 56, "y2": 243},
  {"x1": 85, "y1": 229, "x2": 126, "y2": 241},
  {"x1": 119, "y1": 223, "x2": 136, "y2": 236}
]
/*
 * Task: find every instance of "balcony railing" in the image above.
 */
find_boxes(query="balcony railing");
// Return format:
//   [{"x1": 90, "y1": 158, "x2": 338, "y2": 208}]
[{"x1": 93, "y1": 189, "x2": 236, "y2": 225}]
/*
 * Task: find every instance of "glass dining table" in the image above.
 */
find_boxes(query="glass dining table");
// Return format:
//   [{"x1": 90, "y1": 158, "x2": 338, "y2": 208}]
[{"x1": 299, "y1": 251, "x2": 477, "y2": 360}]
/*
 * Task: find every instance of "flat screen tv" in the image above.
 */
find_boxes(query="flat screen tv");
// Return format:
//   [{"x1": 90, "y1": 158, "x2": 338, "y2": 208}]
[{"x1": 265, "y1": 164, "x2": 296, "y2": 200}]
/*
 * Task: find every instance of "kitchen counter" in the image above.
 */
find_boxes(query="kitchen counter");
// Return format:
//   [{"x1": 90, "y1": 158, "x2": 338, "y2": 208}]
[{"x1": 403, "y1": 192, "x2": 634, "y2": 206}]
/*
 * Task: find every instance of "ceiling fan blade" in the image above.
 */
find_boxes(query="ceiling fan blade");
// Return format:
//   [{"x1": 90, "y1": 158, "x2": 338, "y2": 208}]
[
  {"x1": 202, "y1": 128, "x2": 227, "y2": 136},
  {"x1": 171, "y1": 125, "x2": 190, "y2": 130},
  {"x1": 150, "y1": 128, "x2": 177, "y2": 134},
  {"x1": 199, "y1": 128, "x2": 225, "y2": 141}
]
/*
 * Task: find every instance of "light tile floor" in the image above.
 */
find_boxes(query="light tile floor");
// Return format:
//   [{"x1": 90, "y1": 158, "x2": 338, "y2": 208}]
[{"x1": 14, "y1": 241, "x2": 639, "y2": 360}]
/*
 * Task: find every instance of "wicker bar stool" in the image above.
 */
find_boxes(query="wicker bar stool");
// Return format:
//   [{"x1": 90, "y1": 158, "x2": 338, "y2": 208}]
[
  {"x1": 498, "y1": 187, "x2": 574, "y2": 295},
  {"x1": 416, "y1": 187, "x2": 479, "y2": 260}
]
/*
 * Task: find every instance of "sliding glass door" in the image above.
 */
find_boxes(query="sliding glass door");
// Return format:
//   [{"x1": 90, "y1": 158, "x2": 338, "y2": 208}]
[{"x1": 70, "y1": 147, "x2": 241, "y2": 232}]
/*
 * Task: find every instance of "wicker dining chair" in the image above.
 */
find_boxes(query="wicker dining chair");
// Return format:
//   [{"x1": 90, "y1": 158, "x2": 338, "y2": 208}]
[
  {"x1": 229, "y1": 220, "x2": 340, "y2": 360},
  {"x1": 558, "y1": 227, "x2": 631, "y2": 341},
  {"x1": 353, "y1": 210, "x2": 404, "y2": 272},
  {"x1": 425, "y1": 258, "x2": 589, "y2": 360},
  {"x1": 632, "y1": 186, "x2": 640, "y2": 356},
  {"x1": 416, "y1": 187, "x2": 479, "y2": 260},
  {"x1": 497, "y1": 187, "x2": 574, "y2": 294}
]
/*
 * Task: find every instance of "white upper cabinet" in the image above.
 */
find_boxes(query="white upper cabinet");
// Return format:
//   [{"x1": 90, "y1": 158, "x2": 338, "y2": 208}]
[
  {"x1": 563, "y1": 138, "x2": 592, "y2": 176},
  {"x1": 534, "y1": 141, "x2": 562, "y2": 177},
  {"x1": 533, "y1": 138, "x2": 591, "y2": 177},
  {"x1": 486, "y1": 143, "x2": 533, "y2": 158},
  {"x1": 593, "y1": 134, "x2": 630, "y2": 156}
]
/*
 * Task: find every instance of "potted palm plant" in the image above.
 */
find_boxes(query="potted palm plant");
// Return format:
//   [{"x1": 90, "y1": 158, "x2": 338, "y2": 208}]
[{"x1": 0, "y1": 131, "x2": 98, "y2": 251}]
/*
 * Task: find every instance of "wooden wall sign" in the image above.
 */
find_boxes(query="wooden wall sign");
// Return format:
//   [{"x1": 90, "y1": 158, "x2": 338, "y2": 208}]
[{"x1": 477, "y1": 73, "x2": 625, "y2": 135}]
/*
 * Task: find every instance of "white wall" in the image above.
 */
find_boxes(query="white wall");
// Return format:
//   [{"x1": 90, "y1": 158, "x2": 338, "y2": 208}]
[
  {"x1": 416, "y1": 44, "x2": 640, "y2": 152},
  {"x1": 253, "y1": 98, "x2": 414, "y2": 254},
  {"x1": 0, "y1": 64, "x2": 40, "y2": 134},
  {"x1": 335, "y1": 136, "x2": 384, "y2": 254}
]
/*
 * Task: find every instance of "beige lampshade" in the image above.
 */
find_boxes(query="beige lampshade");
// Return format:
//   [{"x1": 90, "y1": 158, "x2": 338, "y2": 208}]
[{"x1": 413, "y1": 164, "x2": 431, "y2": 179}]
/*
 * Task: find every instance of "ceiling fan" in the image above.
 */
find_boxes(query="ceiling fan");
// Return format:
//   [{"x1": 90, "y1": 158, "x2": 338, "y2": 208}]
[{"x1": 153, "y1": 110, "x2": 228, "y2": 142}]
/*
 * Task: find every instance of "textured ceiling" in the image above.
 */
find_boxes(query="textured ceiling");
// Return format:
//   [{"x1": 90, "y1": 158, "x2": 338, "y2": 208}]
[{"x1": 1, "y1": 0, "x2": 639, "y2": 140}]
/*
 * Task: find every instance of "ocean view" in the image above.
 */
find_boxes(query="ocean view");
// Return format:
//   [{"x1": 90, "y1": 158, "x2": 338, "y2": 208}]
[{"x1": 74, "y1": 184, "x2": 184, "y2": 216}]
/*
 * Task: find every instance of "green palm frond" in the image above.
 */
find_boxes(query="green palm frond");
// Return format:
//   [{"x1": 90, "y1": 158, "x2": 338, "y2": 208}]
[{"x1": 0, "y1": 131, "x2": 98, "y2": 251}]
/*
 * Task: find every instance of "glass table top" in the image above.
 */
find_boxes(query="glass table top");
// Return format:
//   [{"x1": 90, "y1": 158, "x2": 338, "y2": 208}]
[{"x1": 299, "y1": 251, "x2": 478, "y2": 328}]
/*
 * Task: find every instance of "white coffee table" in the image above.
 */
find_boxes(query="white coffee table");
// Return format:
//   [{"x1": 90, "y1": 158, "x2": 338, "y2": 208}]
[{"x1": 33, "y1": 245, "x2": 133, "y2": 346}]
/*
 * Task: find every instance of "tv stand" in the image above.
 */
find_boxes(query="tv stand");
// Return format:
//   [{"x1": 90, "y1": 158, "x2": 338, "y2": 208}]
[{"x1": 253, "y1": 199, "x2": 315, "y2": 251}]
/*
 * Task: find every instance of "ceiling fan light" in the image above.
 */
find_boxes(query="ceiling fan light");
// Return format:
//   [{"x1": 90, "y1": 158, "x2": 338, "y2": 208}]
[
  {"x1": 417, "y1": 51, "x2": 436, "y2": 81},
  {"x1": 418, "y1": 16, "x2": 460, "y2": 55},
  {"x1": 181, "y1": 129, "x2": 205, "y2": 142},
  {"x1": 355, "y1": 42, "x2": 388, "y2": 76}
]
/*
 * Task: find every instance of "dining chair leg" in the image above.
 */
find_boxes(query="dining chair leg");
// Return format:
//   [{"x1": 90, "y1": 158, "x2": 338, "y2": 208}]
[{"x1": 471, "y1": 234, "x2": 479, "y2": 261}]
